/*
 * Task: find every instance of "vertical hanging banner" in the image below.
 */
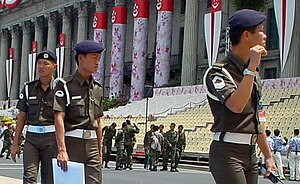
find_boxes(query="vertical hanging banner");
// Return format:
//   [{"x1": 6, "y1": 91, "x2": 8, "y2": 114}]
[
  {"x1": 130, "y1": 0, "x2": 149, "y2": 101},
  {"x1": 109, "y1": 6, "x2": 127, "y2": 99},
  {"x1": 56, "y1": 34, "x2": 65, "y2": 78},
  {"x1": 6, "y1": 48, "x2": 14, "y2": 98},
  {"x1": 93, "y1": 12, "x2": 108, "y2": 86},
  {"x1": 28, "y1": 41, "x2": 37, "y2": 82},
  {"x1": 154, "y1": 0, "x2": 173, "y2": 87},
  {"x1": 204, "y1": 0, "x2": 222, "y2": 66},
  {"x1": 273, "y1": 0, "x2": 295, "y2": 72}
]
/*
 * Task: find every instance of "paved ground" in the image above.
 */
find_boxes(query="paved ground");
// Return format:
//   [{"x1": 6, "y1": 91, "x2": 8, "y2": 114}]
[{"x1": 0, "y1": 156, "x2": 298, "y2": 184}]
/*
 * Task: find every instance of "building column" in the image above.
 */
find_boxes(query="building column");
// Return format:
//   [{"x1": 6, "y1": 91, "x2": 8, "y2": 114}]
[
  {"x1": 181, "y1": 0, "x2": 198, "y2": 86},
  {"x1": 93, "y1": 0, "x2": 107, "y2": 86},
  {"x1": 10, "y1": 25, "x2": 21, "y2": 99},
  {"x1": 130, "y1": 0, "x2": 149, "y2": 101},
  {"x1": 61, "y1": 7, "x2": 72, "y2": 76},
  {"x1": 109, "y1": 2, "x2": 127, "y2": 98},
  {"x1": 33, "y1": 17, "x2": 44, "y2": 52},
  {"x1": 0, "y1": 29, "x2": 9, "y2": 100},
  {"x1": 20, "y1": 21, "x2": 32, "y2": 88},
  {"x1": 46, "y1": 12, "x2": 57, "y2": 52},
  {"x1": 154, "y1": 0, "x2": 174, "y2": 87},
  {"x1": 77, "y1": 2, "x2": 88, "y2": 42}
]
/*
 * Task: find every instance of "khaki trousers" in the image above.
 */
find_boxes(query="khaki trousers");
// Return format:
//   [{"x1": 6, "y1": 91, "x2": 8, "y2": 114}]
[
  {"x1": 23, "y1": 132, "x2": 56, "y2": 184},
  {"x1": 65, "y1": 136, "x2": 102, "y2": 184}
]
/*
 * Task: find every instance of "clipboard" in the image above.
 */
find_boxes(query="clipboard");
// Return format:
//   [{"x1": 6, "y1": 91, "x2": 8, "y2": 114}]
[{"x1": 52, "y1": 158, "x2": 85, "y2": 184}]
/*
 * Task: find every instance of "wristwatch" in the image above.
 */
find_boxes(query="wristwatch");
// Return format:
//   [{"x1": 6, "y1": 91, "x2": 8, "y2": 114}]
[{"x1": 243, "y1": 69, "x2": 256, "y2": 77}]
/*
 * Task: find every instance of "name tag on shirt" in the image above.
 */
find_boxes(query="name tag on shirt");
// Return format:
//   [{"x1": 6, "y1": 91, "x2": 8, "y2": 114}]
[
  {"x1": 72, "y1": 96, "x2": 81, "y2": 100},
  {"x1": 29, "y1": 96, "x2": 37, "y2": 100}
]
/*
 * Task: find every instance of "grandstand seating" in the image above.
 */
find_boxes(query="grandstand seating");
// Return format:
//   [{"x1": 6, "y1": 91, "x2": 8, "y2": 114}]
[{"x1": 102, "y1": 77, "x2": 300, "y2": 155}]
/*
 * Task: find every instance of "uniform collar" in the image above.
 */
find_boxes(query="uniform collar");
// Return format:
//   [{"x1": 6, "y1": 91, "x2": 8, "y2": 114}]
[
  {"x1": 227, "y1": 52, "x2": 248, "y2": 73},
  {"x1": 74, "y1": 70, "x2": 94, "y2": 87},
  {"x1": 228, "y1": 52, "x2": 260, "y2": 73},
  {"x1": 36, "y1": 77, "x2": 55, "y2": 89}
]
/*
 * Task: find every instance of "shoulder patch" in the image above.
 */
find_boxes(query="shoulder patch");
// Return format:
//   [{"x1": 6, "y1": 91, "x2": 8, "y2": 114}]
[
  {"x1": 19, "y1": 93, "x2": 24, "y2": 100},
  {"x1": 212, "y1": 76, "x2": 225, "y2": 90},
  {"x1": 55, "y1": 90, "x2": 64, "y2": 98}
]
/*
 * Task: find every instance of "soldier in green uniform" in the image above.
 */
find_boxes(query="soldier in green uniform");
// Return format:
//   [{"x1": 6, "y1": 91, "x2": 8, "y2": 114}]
[
  {"x1": 175, "y1": 125, "x2": 186, "y2": 172},
  {"x1": 11, "y1": 51, "x2": 57, "y2": 184},
  {"x1": 161, "y1": 122, "x2": 178, "y2": 172},
  {"x1": 53, "y1": 40, "x2": 105, "y2": 184},
  {"x1": 143, "y1": 124, "x2": 154, "y2": 169},
  {"x1": 102, "y1": 122, "x2": 116, "y2": 168},
  {"x1": 115, "y1": 122, "x2": 127, "y2": 170},
  {"x1": 0, "y1": 123, "x2": 14, "y2": 159},
  {"x1": 124, "y1": 120, "x2": 139, "y2": 170}
]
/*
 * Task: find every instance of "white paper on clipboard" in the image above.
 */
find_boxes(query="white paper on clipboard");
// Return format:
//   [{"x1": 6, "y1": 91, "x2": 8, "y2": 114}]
[{"x1": 52, "y1": 158, "x2": 85, "y2": 184}]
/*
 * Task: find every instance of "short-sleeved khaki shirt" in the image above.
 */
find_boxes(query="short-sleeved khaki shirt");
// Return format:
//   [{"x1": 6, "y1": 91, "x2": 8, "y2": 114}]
[
  {"x1": 53, "y1": 71, "x2": 103, "y2": 131},
  {"x1": 205, "y1": 52, "x2": 261, "y2": 134},
  {"x1": 17, "y1": 79, "x2": 55, "y2": 125}
]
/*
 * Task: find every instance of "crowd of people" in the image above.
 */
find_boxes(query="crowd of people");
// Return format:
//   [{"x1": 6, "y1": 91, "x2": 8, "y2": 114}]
[
  {"x1": 264, "y1": 128, "x2": 300, "y2": 181},
  {"x1": 102, "y1": 120, "x2": 187, "y2": 172}
]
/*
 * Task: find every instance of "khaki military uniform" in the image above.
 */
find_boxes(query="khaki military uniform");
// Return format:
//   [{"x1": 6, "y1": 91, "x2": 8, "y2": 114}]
[
  {"x1": 102, "y1": 125, "x2": 116, "y2": 166},
  {"x1": 53, "y1": 71, "x2": 103, "y2": 184},
  {"x1": 175, "y1": 131, "x2": 186, "y2": 169},
  {"x1": 124, "y1": 125, "x2": 139, "y2": 169},
  {"x1": 115, "y1": 129, "x2": 125, "y2": 169},
  {"x1": 17, "y1": 79, "x2": 57, "y2": 184},
  {"x1": 162, "y1": 130, "x2": 178, "y2": 170},
  {"x1": 205, "y1": 52, "x2": 262, "y2": 184},
  {"x1": 0, "y1": 127, "x2": 14, "y2": 159}
]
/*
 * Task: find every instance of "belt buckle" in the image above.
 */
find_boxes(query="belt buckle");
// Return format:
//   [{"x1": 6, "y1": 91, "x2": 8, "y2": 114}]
[
  {"x1": 83, "y1": 130, "x2": 91, "y2": 139},
  {"x1": 251, "y1": 135, "x2": 258, "y2": 145},
  {"x1": 37, "y1": 126, "x2": 45, "y2": 133}
]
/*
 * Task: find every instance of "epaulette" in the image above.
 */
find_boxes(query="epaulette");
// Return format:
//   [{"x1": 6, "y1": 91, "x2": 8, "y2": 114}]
[
  {"x1": 24, "y1": 79, "x2": 39, "y2": 86},
  {"x1": 212, "y1": 62, "x2": 228, "y2": 71},
  {"x1": 93, "y1": 79, "x2": 103, "y2": 87}
]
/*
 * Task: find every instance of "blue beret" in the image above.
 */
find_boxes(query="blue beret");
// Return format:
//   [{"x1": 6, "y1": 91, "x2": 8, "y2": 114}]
[
  {"x1": 228, "y1": 9, "x2": 266, "y2": 29},
  {"x1": 36, "y1": 51, "x2": 57, "y2": 63},
  {"x1": 74, "y1": 40, "x2": 105, "y2": 54}
]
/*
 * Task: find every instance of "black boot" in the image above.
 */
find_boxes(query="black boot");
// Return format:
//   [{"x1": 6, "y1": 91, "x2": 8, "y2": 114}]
[
  {"x1": 105, "y1": 163, "x2": 109, "y2": 168},
  {"x1": 160, "y1": 167, "x2": 167, "y2": 171},
  {"x1": 170, "y1": 168, "x2": 176, "y2": 172}
]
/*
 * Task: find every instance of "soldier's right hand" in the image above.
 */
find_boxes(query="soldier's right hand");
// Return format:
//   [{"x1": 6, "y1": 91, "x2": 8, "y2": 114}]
[
  {"x1": 248, "y1": 45, "x2": 267, "y2": 71},
  {"x1": 57, "y1": 150, "x2": 69, "y2": 172},
  {"x1": 10, "y1": 145, "x2": 20, "y2": 163}
]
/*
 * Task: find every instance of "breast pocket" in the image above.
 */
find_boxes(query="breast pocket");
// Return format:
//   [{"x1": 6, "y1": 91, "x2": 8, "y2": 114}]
[
  {"x1": 27, "y1": 99, "x2": 39, "y2": 117},
  {"x1": 69, "y1": 99, "x2": 85, "y2": 118}
]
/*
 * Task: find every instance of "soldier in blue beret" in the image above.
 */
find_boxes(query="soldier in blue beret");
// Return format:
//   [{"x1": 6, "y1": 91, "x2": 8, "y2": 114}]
[
  {"x1": 12, "y1": 50, "x2": 57, "y2": 184},
  {"x1": 204, "y1": 9, "x2": 277, "y2": 184},
  {"x1": 53, "y1": 40, "x2": 105, "y2": 183}
]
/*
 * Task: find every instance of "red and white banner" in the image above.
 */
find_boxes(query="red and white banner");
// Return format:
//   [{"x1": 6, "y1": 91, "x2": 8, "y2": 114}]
[
  {"x1": 56, "y1": 34, "x2": 65, "y2": 78},
  {"x1": 6, "y1": 48, "x2": 14, "y2": 98},
  {"x1": 273, "y1": 0, "x2": 295, "y2": 72},
  {"x1": 28, "y1": 41, "x2": 37, "y2": 82},
  {"x1": 0, "y1": 0, "x2": 21, "y2": 9},
  {"x1": 204, "y1": 0, "x2": 222, "y2": 66},
  {"x1": 131, "y1": 0, "x2": 149, "y2": 101},
  {"x1": 109, "y1": 6, "x2": 127, "y2": 99},
  {"x1": 93, "y1": 12, "x2": 108, "y2": 86},
  {"x1": 154, "y1": 0, "x2": 173, "y2": 87}
]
